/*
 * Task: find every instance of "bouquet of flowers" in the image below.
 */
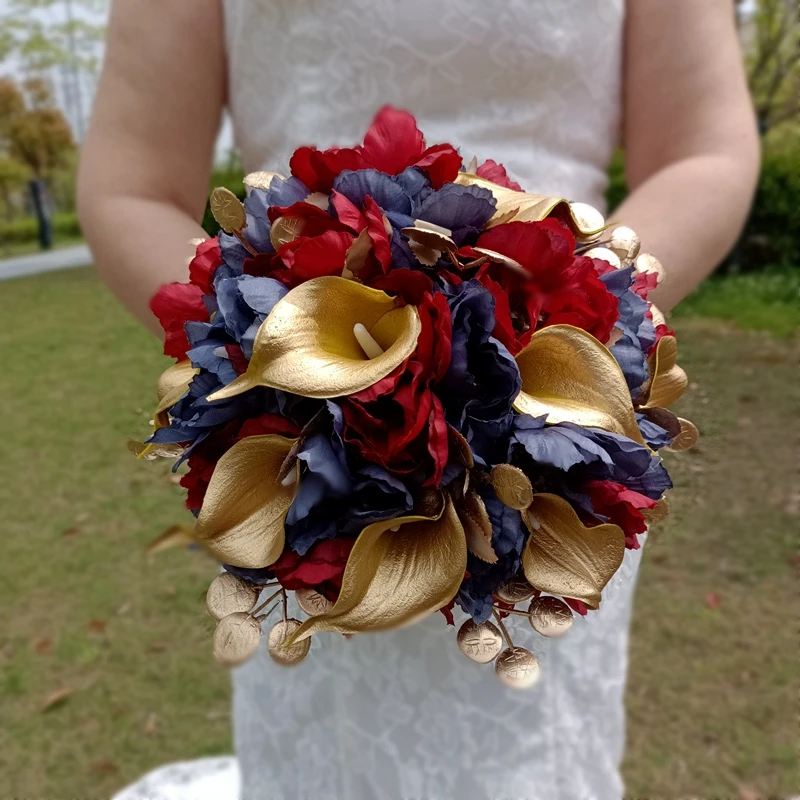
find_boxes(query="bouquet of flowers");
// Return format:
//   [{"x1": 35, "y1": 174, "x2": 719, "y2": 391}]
[{"x1": 133, "y1": 107, "x2": 695, "y2": 688}]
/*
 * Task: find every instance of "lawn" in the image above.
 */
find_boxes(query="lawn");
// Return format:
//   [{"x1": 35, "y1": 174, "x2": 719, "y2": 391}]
[{"x1": 0, "y1": 267, "x2": 797, "y2": 799}]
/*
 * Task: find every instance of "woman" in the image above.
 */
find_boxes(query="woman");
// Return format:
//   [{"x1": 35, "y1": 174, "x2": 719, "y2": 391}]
[{"x1": 78, "y1": 1, "x2": 758, "y2": 798}]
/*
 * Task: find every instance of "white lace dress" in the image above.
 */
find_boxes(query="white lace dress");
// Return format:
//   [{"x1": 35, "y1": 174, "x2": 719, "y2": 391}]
[{"x1": 115, "y1": 1, "x2": 640, "y2": 798}]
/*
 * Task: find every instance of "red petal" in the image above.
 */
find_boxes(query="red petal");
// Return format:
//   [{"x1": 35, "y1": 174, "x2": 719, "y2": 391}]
[
  {"x1": 363, "y1": 197, "x2": 392, "y2": 273},
  {"x1": 237, "y1": 413, "x2": 301, "y2": 440},
  {"x1": 331, "y1": 191, "x2": 366, "y2": 232},
  {"x1": 224, "y1": 344, "x2": 249, "y2": 376},
  {"x1": 414, "y1": 143, "x2": 463, "y2": 189},
  {"x1": 476, "y1": 159, "x2": 523, "y2": 191},
  {"x1": 290, "y1": 146, "x2": 368, "y2": 193},
  {"x1": 278, "y1": 230, "x2": 354, "y2": 285},
  {"x1": 370, "y1": 269, "x2": 434, "y2": 305},
  {"x1": 360, "y1": 105, "x2": 425, "y2": 175},
  {"x1": 149, "y1": 282, "x2": 208, "y2": 359},
  {"x1": 188, "y1": 239, "x2": 222, "y2": 294},
  {"x1": 478, "y1": 274, "x2": 519, "y2": 355},
  {"x1": 423, "y1": 394, "x2": 449, "y2": 487}
]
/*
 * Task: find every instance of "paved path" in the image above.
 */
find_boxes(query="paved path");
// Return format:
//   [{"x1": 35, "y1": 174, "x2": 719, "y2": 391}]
[{"x1": 0, "y1": 244, "x2": 92, "y2": 281}]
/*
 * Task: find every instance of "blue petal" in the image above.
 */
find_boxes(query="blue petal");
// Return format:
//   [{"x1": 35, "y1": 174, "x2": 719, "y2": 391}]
[
  {"x1": 333, "y1": 169, "x2": 413, "y2": 215},
  {"x1": 415, "y1": 183, "x2": 496, "y2": 245}
]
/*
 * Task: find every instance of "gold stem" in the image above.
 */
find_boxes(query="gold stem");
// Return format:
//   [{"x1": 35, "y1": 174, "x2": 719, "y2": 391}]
[
  {"x1": 492, "y1": 608, "x2": 514, "y2": 648},
  {"x1": 251, "y1": 587, "x2": 282, "y2": 617},
  {"x1": 255, "y1": 600, "x2": 281, "y2": 624},
  {"x1": 493, "y1": 604, "x2": 532, "y2": 619},
  {"x1": 281, "y1": 588, "x2": 288, "y2": 622},
  {"x1": 234, "y1": 229, "x2": 258, "y2": 257}
]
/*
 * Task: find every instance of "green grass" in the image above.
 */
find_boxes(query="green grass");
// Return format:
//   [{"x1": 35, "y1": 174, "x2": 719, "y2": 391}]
[
  {"x1": 0, "y1": 267, "x2": 797, "y2": 798},
  {"x1": 673, "y1": 265, "x2": 800, "y2": 337}
]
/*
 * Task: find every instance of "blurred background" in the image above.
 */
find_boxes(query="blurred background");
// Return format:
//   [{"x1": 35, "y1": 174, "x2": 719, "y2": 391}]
[{"x1": 0, "y1": 1, "x2": 796, "y2": 798}]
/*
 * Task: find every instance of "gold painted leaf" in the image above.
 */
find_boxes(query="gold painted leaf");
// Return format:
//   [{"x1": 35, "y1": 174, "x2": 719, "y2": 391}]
[
  {"x1": 195, "y1": 435, "x2": 296, "y2": 568},
  {"x1": 146, "y1": 524, "x2": 195, "y2": 556},
  {"x1": 207, "y1": 277, "x2": 422, "y2": 401},
  {"x1": 244, "y1": 171, "x2": 284, "y2": 191},
  {"x1": 210, "y1": 187, "x2": 247, "y2": 234},
  {"x1": 455, "y1": 173, "x2": 606, "y2": 239},
  {"x1": 269, "y1": 215, "x2": 306, "y2": 250},
  {"x1": 460, "y1": 490, "x2": 498, "y2": 564},
  {"x1": 642, "y1": 336, "x2": 687, "y2": 409},
  {"x1": 522, "y1": 494, "x2": 625, "y2": 609},
  {"x1": 127, "y1": 439, "x2": 186, "y2": 460},
  {"x1": 513, "y1": 325, "x2": 646, "y2": 445},
  {"x1": 491, "y1": 464, "x2": 534, "y2": 511},
  {"x1": 641, "y1": 496, "x2": 670, "y2": 524},
  {"x1": 664, "y1": 417, "x2": 698, "y2": 452},
  {"x1": 154, "y1": 360, "x2": 198, "y2": 429},
  {"x1": 289, "y1": 495, "x2": 467, "y2": 641}
]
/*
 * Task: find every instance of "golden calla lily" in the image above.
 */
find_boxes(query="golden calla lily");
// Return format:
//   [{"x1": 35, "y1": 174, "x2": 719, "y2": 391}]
[
  {"x1": 154, "y1": 360, "x2": 198, "y2": 429},
  {"x1": 207, "y1": 277, "x2": 422, "y2": 402},
  {"x1": 455, "y1": 173, "x2": 606, "y2": 238},
  {"x1": 289, "y1": 495, "x2": 468, "y2": 643},
  {"x1": 640, "y1": 335, "x2": 687, "y2": 409},
  {"x1": 195, "y1": 434, "x2": 297, "y2": 568},
  {"x1": 522, "y1": 494, "x2": 625, "y2": 609},
  {"x1": 513, "y1": 325, "x2": 646, "y2": 445}
]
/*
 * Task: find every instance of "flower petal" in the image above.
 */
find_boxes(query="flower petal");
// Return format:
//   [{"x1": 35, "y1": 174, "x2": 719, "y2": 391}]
[
  {"x1": 195, "y1": 435, "x2": 297, "y2": 568},
  {"x1": 513, "y1": 325, "x2": 646, "y2": 445},
  {"x1": 455, "y1": 173, "x2": 606, "y2": 238},
  {"x1": 641, "y1": 335, "x2": 688, "y2": 409},
  {"x1": 154, "y1": 360, "x2": 199, "y2": 428},
  {"x1": 290, "y1": 495, "x2": 467, "y2": 641},
  {"x1": 522, "y1": 494, "x2": 625, "y2": 609},
  {"x1": 207, "y1": 277, "x2": 422, "y2": 401}
]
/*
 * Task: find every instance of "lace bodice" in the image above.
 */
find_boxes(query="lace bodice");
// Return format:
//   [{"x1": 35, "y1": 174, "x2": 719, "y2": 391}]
[{"x1": 223, "y1": 0, "x2": 624, "y2": 212}]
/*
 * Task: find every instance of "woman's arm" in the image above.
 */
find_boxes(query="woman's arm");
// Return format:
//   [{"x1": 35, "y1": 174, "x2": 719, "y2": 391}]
[
  {"x1": 615, "y1": 0, "x2": 760, "y2": 312},
  {"x1": 77, "y1": 0, "x2": 226, "y2": 336}
]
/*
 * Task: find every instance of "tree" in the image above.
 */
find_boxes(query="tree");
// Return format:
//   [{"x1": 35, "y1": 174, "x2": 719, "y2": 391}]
[
  {"x1": 0, "y1": 77, "x2": 74, "y2": 178},
  {"x1": 0, "y1": 0, "x2": 107, "y2": 141},
  {"x1": 739, "y1": 0, "x2": 800, "y2": 134}
]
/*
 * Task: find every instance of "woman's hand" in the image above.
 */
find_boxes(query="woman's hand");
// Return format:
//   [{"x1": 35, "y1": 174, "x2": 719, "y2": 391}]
[
  {"x1": 77, "y1": 0, "x2": 226, "y2": 335},
  {"x1": 616, "y1": 0, "x2": 760, "y2": 312}
]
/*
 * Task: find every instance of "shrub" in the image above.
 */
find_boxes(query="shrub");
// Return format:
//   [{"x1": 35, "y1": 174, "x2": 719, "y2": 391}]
[
  {"x1": 605, "y1": 147, "x2": 800, "y2": 273},
  {"x1": 0, "y1": 212, "x2": 81, "y2": 245}
]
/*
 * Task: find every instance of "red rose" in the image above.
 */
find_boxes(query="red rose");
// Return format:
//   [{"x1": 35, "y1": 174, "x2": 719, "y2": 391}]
[
  {"x1": 270, "y1": 538, "x2": 355, "y2": 590},
  {"x1": 290, "y1": 106, "x2": 462, "y2": 193},
  {"x1": 582, "y1": 480, "x2": 657, "y2": 549},
  {"x1": 188, "y1": 238, "x2": 222, "y2": 294},
  {"x1": 340, "y1": 292, "x2": 452, "y2": 486},
  {"x1": 150, "y1": 282, "x2": 209, "y2": 359},
  {"x1": 475, "y1": 219, "x2": 619, "y2": 351}
]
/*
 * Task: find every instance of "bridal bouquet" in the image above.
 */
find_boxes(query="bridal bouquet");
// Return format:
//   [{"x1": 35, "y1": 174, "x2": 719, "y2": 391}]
[{"x1": 134, "y1": 107, "x2": 695, "y2": 688}]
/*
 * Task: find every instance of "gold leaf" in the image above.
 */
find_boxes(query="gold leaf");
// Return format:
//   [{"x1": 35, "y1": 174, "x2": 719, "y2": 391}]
[
  {"x1": 154, "y1": 360, "x2": 198, "y2": 429},
  {"x1": 513, "y1": 325, "x2": 646, "y2": 445},
  {"x1": 195, "y1": 435, "x2": 296, "y2": 568},
  {"x1": 491, "y1": 464, "x2": 533, "y2": 511},
  {"x1": 471, "y1": 247, "x2": 527, "y2": 276},
  {"x1": 447, "y1": 425, "x2": 474, "y2": 469},
  {"x1": 642, "y1": 407, "x2": 682, "y2": 439},
  {"x1": 494, "y1": 574, "x2": 536, "y2": 604},
  {"x1": 455, "y1": 173, "x2": 606, "y2": 239},
  {"x1": 528, "y1": 596, "x2": 574, "y2": 638},
  {"x1": 289, "y1": 496, "x2": 467, "y2": 641},
  {"x1": 127, "y1": 440, "x2": 186, "y2": 460},
  {"x1": 402, "y1": 222, "x2": 457, "y2": 252},
  {"x1": 460, "y1": 491, "x2": 497, "y2": 564},
  {"x1": 267, "y1": 620, "x2": 311, "y2": 666},
  {"x1": 635, "y1": 253, "x2": 666, "y2": 284},
  {"x1": 642, "y1": 336, "x2": 688, "y2": 409},
  {"x1": 457, "y1": 619, "x2": 503, "y2": 663},
  {"x1": 205, "y1": 573, "x2": 260, "y2": 621},
  {"x1": 583, "y1": 247, "x2": 621, "y2": 270},
  {"x1": 212, "y1": 612, "x2": 262, "y2": 667},
  {"x1": 207, "y1": 277, "x2": 422, "y2": 401},
  {"x1": 641, "y1": 496, "x2": 670, "y2": 524},
  {"x1": 244, "y1": 171, "x2": 284, "y2": 190},
  {"x1": 344, "y1": 228, "x2": 373, "y2": 277},
  {"x1": 650, "y1": 304, "x2": 666, "y2": 329},
  {"x1": 145, "y1": 524, "x2": 194, "y2": 556},
  {"x1": 606, "y1": 226, "x2": 641, "y2": 266},
  {"x1": 664, "y1": 417, "x2": 699, "y2": 452},
  {"x1": 494, "y1": 647, "x2": 540, "y2": 689},
  {"x1": 269, "y1": 215, "x2": 306, "y2": 250},
  {"x1": 522, "y1": 494, "x2": 625, "y2": 609},
  {"x1": 210, "y1": 187, "x2": 247, "y2": 234}
]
